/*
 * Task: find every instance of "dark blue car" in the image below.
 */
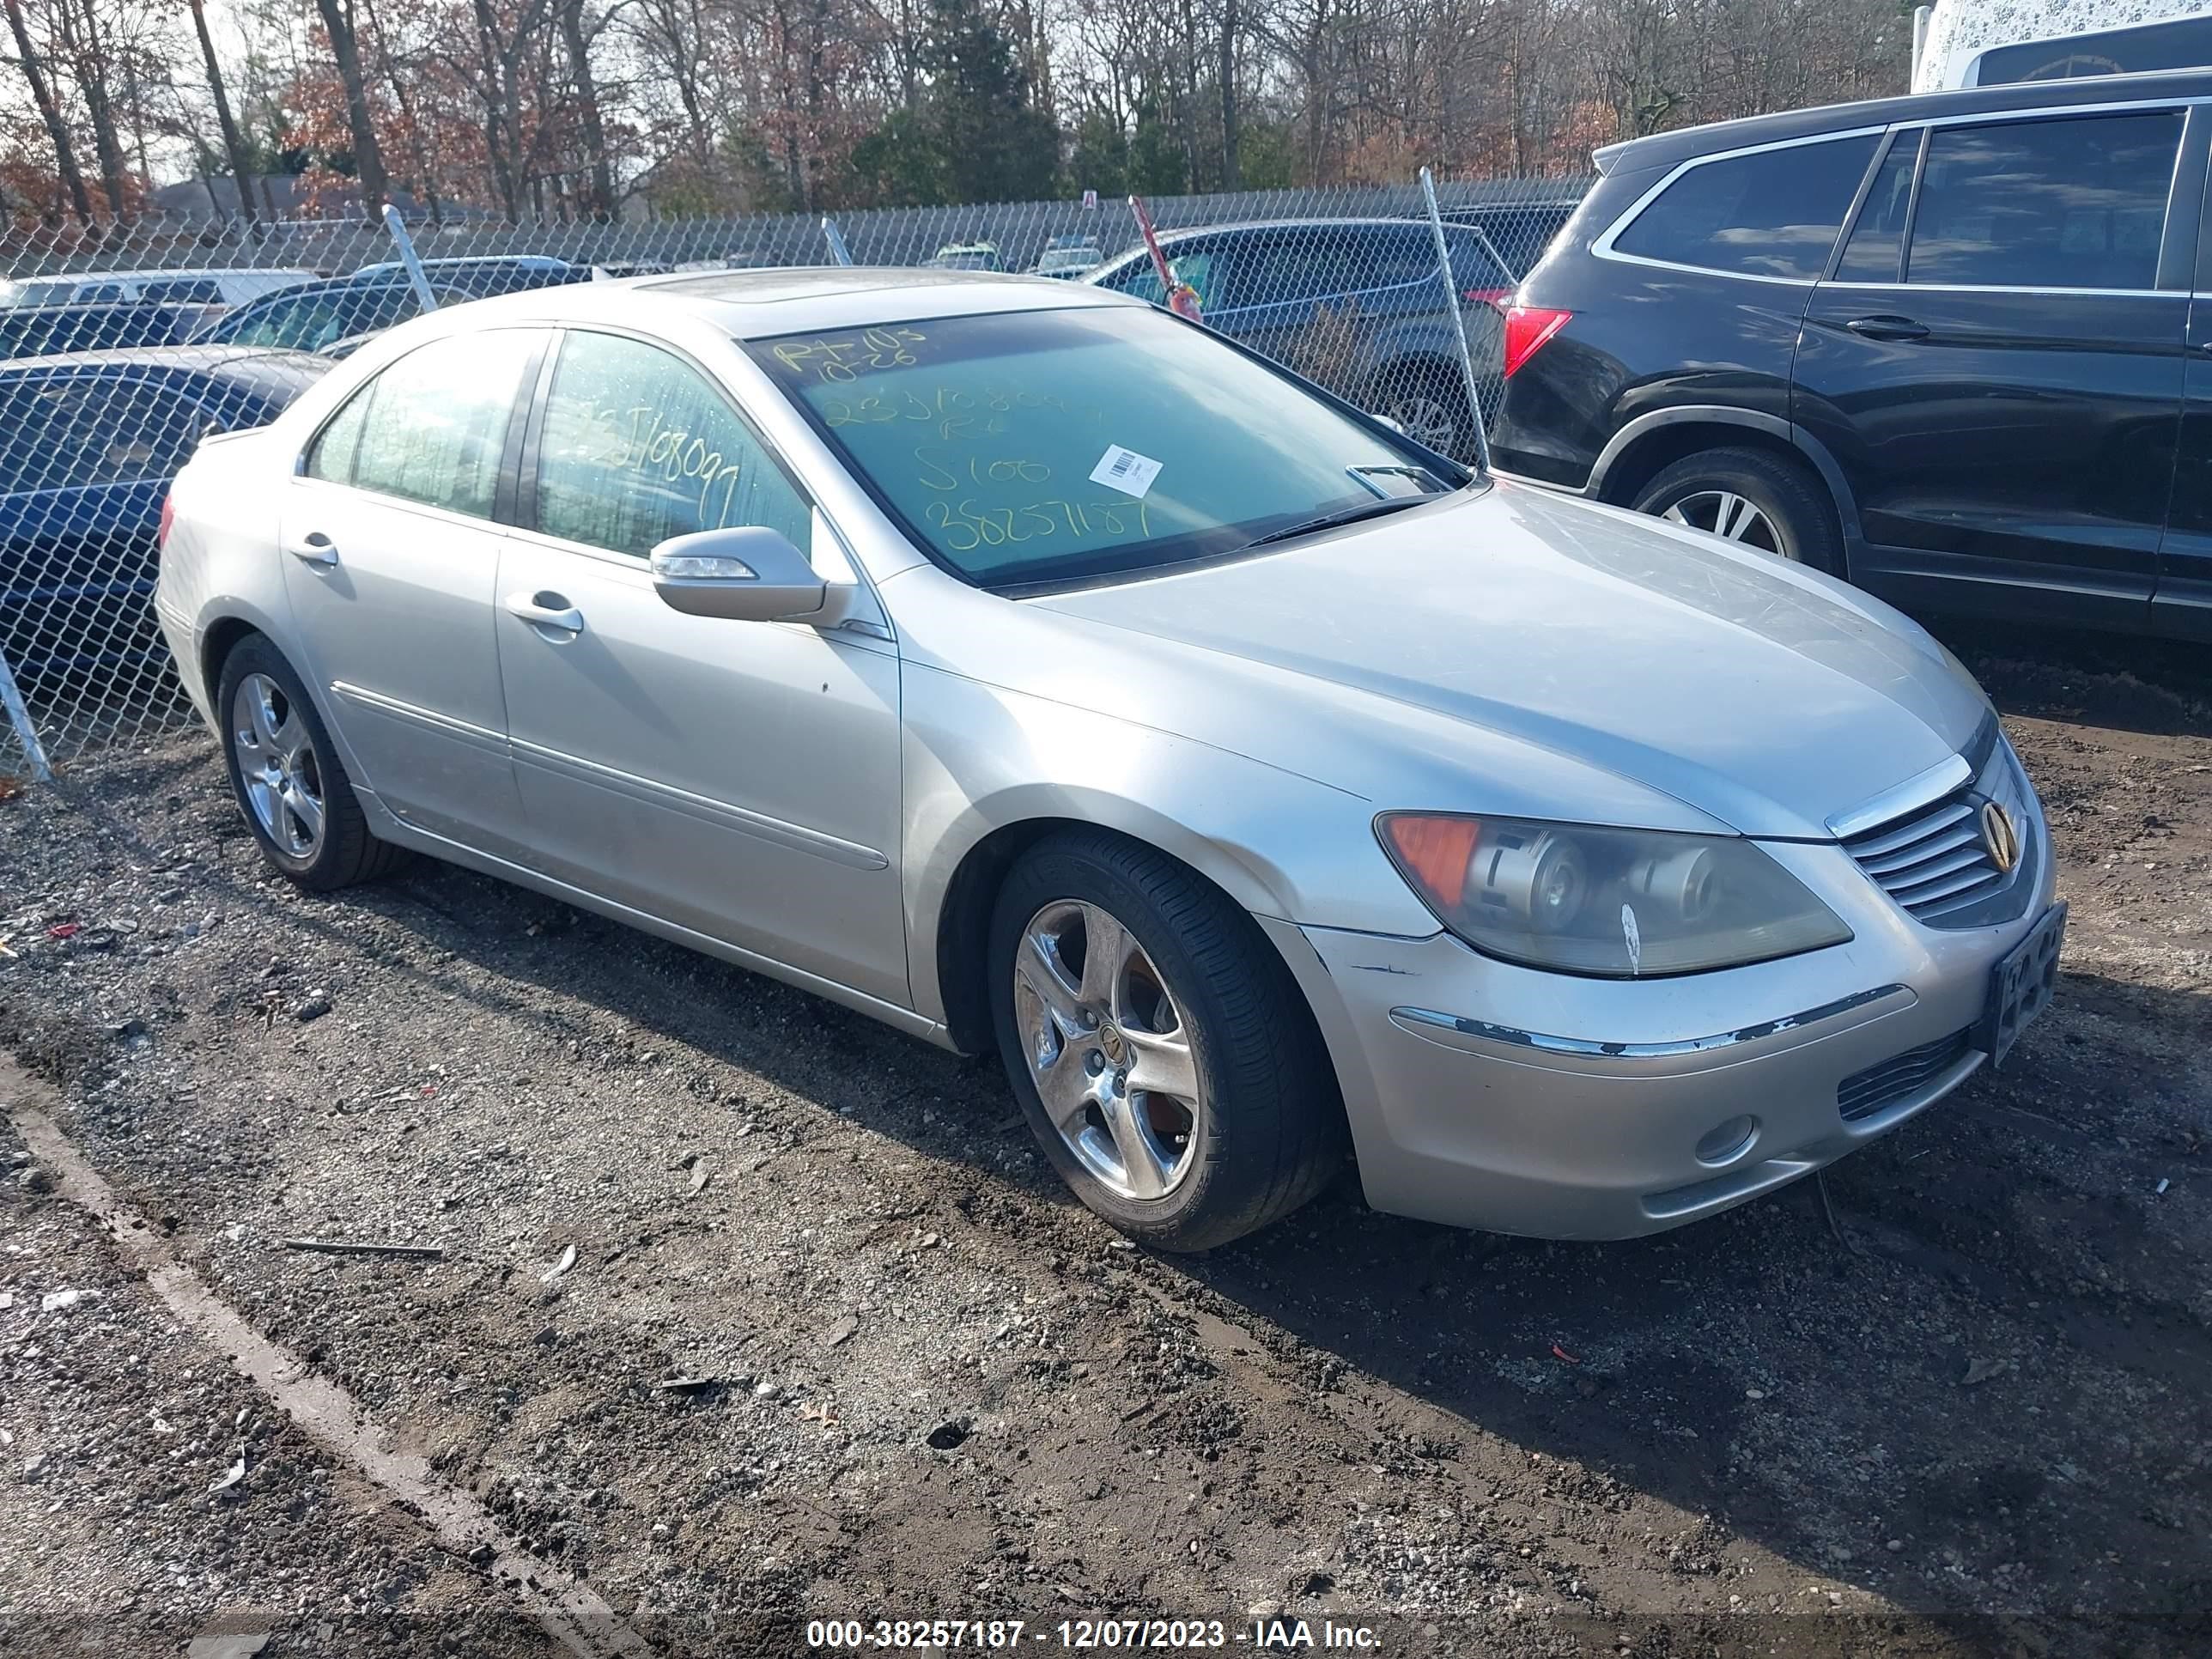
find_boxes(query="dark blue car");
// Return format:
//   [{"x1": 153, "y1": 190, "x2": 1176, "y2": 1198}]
[
  {"x1": 191, "y1": 258, "x2": 590, "y2": 354},
  {"x1": 0, "y1": 348, "x2": 329, "y2": 690},
  {"x1": 0, "y1": 301, "x2": 221, "y2": 362}
]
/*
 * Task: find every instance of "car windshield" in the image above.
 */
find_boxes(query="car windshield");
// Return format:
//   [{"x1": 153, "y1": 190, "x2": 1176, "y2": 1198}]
[{"x1": 748, "y1": 305, "x2": 1467, "y2": 590}]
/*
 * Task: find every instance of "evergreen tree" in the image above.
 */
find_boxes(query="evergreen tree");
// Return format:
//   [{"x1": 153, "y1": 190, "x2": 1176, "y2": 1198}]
[{"x1": 860, "y1": 0, "x2": 1059, "y2": 205}]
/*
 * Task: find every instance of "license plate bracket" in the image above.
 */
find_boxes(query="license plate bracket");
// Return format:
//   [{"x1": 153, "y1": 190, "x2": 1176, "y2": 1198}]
[{"x1": 1982, "y1": 902, "x2": 2065, "y2": 1069}]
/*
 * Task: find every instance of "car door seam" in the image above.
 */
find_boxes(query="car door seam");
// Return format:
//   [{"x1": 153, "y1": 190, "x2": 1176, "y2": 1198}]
[
  {"x1": 507, "y1": 736, "x2": 890, "y2": 871},
  {"x1": 329, "y1": 681, "x2": 507, "y2": 757}
]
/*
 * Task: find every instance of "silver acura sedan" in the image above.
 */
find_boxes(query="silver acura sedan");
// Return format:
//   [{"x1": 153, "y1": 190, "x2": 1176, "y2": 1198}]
[{"x1": 155, "y1": 270, "x2": 2063, "y2": 1251}]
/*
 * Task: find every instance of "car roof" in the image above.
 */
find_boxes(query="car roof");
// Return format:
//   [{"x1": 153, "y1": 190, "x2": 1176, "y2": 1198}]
[
  {"x1": 0, "y1": 299, "x2": 200, "y2": 319},
  {"x1": 11, "y1": 267, "x2": 313, "y2": 282},
  {"x1": 1149, "y1": 216, "x2": 1468, "y2": 241},
  {"x1": 467, "y1": 266, "x2": 1140, "y2": 337},
  {"x1": 1595, "y1": 65, "x2": 2212, "y2": 174},
  {"x1": 0, "y1": 343, "x2": 331, "y2": 396}
]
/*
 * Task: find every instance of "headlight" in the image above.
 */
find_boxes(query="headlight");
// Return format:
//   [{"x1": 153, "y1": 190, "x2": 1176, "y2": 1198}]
[{"x1": 1376, "y1": 813, "x2": 1852, "y2": 977}]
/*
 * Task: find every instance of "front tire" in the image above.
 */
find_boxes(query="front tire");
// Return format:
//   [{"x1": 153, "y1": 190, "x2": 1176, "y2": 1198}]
[
  {"x1": 1630, "y1": 447, "x2": 1842, "y2": 573},
  {"x1": 216, "y1": 635, "x2": 407, "y2": 890},
  {"x1": 988, "y1": 830, "x2": 1346, "y2": 1251}
]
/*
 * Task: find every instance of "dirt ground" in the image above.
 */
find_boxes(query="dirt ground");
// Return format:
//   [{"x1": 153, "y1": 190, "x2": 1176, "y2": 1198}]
[{"x1": 1, "y1": 620, "x2": 2207, "y2": 1659}]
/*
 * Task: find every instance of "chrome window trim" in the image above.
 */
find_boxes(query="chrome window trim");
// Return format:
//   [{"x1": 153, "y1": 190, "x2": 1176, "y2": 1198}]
[
  {"x1": 1388, "y1": 984, "x2": 1910, "y2": 1063},
  {"x1": 1814, "y1": 281, "x2": 2186, "y2": 298},
  {"x1": 1592, "y1": 125, "x2": 1894, "y2": 288},
  {"x1": 1597, "y1": 93, "x2": 2209, "y2": 291}
]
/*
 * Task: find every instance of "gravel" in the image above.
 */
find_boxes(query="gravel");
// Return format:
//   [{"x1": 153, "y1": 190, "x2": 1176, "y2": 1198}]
[{"x1": 2, "y1": 621, "x2": 2208, "y2": 1657}]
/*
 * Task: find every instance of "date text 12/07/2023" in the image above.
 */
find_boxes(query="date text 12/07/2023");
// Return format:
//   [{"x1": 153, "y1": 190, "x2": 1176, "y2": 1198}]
[{"x1": 803, "y1": 1617, "x2": 1383, "y2": 1650}]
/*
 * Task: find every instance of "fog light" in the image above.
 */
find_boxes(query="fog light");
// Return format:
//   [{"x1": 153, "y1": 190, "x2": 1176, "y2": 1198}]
[{"x1": 1694, "y1": 1115, "x2": 1759, "y2": 1167}]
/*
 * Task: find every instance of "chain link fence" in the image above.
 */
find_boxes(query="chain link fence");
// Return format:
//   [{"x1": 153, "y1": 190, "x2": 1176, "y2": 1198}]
[{"x1": 0, "y1": 171, "x2": 1588, "y2": 784}]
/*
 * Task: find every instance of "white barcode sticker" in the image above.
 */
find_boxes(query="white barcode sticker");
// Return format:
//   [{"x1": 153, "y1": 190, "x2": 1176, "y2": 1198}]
[{"x1": 1088, "y1": 444, "x2": 1163, "y2": 499}]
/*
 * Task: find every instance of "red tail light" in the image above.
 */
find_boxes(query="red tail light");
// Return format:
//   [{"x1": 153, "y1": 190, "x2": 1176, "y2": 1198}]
[
  {"x1": 158, "y1": 493, "x2": 175, "y2": 551},
  {"x1": 1501, "y1": 303, "x2": 1572, "y2": 378},
  {"x1": 1462, "y1": 286, "x2": 1515, "y2": 309}
]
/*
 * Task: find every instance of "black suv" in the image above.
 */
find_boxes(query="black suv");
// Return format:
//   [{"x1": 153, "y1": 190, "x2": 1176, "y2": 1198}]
[
  {"x1": 1086, "y1": 218, "x2": 1514, "y2": 457},
  {"x1": 1491, "y1": 69, "x2": 2212, "y2": 642}
]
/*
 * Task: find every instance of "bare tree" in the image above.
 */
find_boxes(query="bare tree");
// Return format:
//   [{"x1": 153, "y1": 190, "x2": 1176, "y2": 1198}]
[
  {"x1": 3, "y1": 0, "x2": 95, "y2": 221},
  {"x1": 314, "y1": 0, "x2": 391, "y2": 213},
  {"x1": 185, "y1": 0, "x2": 256, "y2": 219}
]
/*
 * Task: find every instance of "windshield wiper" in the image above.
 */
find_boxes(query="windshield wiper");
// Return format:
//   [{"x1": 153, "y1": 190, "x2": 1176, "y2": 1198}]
[{"x1": 1238, "y1": 493, "x2": 1436, "y2": 552}]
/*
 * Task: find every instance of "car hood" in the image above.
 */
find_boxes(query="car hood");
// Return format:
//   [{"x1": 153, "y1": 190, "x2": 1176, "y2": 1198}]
[{"x1": 1023, "y1": 482, "x2": 1990, "y2": 840}]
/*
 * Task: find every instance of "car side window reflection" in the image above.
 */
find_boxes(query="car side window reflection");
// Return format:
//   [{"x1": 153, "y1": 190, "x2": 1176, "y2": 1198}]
[
  {"x1": 1905, "y1": 110, "x2": 2182, "y2": 290},
  {"x1": 531, "y1": 330, "x2": 811, "y2": 560},
  {"x1": 0, "y1": 378, "x2": 209, "y2": 492},
  {"x1": 302, "y1": 329, "x2": 538, "y2": 520}
]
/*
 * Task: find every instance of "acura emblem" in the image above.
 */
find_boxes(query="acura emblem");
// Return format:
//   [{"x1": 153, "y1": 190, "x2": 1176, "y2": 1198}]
[{"x1": 1981, "y1": 800, "x2": 2021, "y2": 874}]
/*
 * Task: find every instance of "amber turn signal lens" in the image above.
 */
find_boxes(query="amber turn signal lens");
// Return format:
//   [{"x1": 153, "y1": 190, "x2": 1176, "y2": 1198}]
[{"x1": 1382, "y1": 815, "x2": 1481, "y2": 908}]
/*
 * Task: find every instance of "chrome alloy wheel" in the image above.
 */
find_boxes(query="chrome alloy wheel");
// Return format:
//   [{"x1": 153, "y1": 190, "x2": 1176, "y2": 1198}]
[
  {"x1": 1660, "y1": 489, "x2": 1784, "y2": 555},
  {"x1": 1389, "y1": 392, "x2": 1460, "y2": 453},
  {"x1": 231, "y1": 672, "x2": 325, "y2": 860},
  {"x1": 1012, "y1": 900, "x2": 1205, "y2": 1201}
]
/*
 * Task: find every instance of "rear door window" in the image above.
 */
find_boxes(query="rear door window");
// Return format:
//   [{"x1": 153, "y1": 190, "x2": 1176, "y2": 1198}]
[
  {"x1": 1613, "y1": 134, "x2": 1881, "y2": 279},
  {"x1": 305, "y1": 330, "x2": 540, "y2": 519},
  {"x1": 142, "y1": 277, "x2": 223, "y2": 305},
  {"x1": 1833, "y1": 131, "x2": 1922, "y2": 283},
  {"x1": 0, "y1": 377, "x2": 210, "y2": 492},
  {"x1": 1226, "y1": 228, "x2": 1427, "y2": 307},
  {"x1": 1905, "y1": 110, "x2": 2184, "y2": 290}
]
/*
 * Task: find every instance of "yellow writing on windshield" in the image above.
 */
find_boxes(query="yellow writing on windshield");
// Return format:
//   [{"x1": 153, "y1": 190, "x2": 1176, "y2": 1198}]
[
  {"x1": 922, "y1": 495, "x2": 1152, "y2": 553},
  {"x1": 770, "y1": 327, "x2": 929, "y2": 383},
  {"x1": 913, "y1": 446, "x2": 1050, "y2": 491}
]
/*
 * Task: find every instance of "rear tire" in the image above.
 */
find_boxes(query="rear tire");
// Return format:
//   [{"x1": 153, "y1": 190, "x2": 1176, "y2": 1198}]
[
  {"x1": 216, "y1": 634, "x2": 409, "y2": 891},
  {"x1": 988, "y1": 830, "x2": 1346, "y2": 1251},
  {"x1": 1631, "y1": 447, "x2": 1842, "y2": 574}
]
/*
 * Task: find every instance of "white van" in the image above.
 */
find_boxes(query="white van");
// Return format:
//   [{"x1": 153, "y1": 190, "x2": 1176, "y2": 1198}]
[
  {"x1": 0, "y1": 267, "x2": 317, "y2": 310},
  {"x1": 1915, "y1": 1, "x2": 2212, "y2": 91}
]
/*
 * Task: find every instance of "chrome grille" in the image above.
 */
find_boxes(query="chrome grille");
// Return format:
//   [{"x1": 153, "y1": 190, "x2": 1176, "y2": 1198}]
[
  {"x1": 1841, "y1": 740, "x2": 2033, "y2": 927},
  {"x1": 1838, "y1": 1028, "x2": 1972, "y2": 1122}
]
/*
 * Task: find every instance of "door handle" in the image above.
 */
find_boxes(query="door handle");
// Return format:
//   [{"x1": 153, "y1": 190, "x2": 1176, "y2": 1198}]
[
  {"x1": 504, "y1": 592, "x2": 585, "y2": 635},
  {"x1": 287, "y1": 532, "x2": 338, "y2": 566},
  {"x1": 1844, "y1": 315, "x2": 1929, "y2": 342}
]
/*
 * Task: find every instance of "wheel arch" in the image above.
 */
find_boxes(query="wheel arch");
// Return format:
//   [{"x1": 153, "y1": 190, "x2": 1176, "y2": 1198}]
[
  {"x1": 1585, "y1": 407, "x2": 1863, "y2": 572},
  {"x1": 198, "y1": 613, "x2": 265, "y2": 707},
  {"x1": 925, "y1": 800, "x2": 1326, "y2": 1059},
  {"x1": 194, "y1": 608, "x2": 379, "y2": 804}
]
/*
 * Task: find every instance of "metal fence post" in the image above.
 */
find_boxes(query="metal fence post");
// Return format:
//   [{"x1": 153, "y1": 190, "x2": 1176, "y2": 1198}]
[
  {"x1": 0, "y1": 641, "x2": 53, "y2": 783},
  {"x1": 1419, "y1": 166, "x2": 1492, "y2": 472},
  {"x1": 380, "y1": 203, "x2": 440, "y2": 313},
  {"x1": 821, "y1": 216, "x2": 854, "y2": 266}
]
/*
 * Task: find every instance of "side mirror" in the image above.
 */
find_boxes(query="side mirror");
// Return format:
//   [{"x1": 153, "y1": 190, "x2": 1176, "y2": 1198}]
[{"x1": 649, "y1": 526, "x2": 855, "y2": 625}]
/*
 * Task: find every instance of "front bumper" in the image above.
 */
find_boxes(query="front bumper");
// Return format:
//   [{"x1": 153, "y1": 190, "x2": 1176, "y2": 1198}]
[{"x1": 1262, "y1": 828, "x2": 2059, "y2": 1240}]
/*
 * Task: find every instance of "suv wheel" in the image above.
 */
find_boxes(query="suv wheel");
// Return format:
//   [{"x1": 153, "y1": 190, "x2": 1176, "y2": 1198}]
[
  {"x1": 1382, "y1": 367, "x2": 1474, "y2": 459},
  {"x1": 988, "y1": 830, "x2": 1346, "y2": 1251},
  {"x1": 1631, "y1": 447, "x2": 1841, "y2": 573}
]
